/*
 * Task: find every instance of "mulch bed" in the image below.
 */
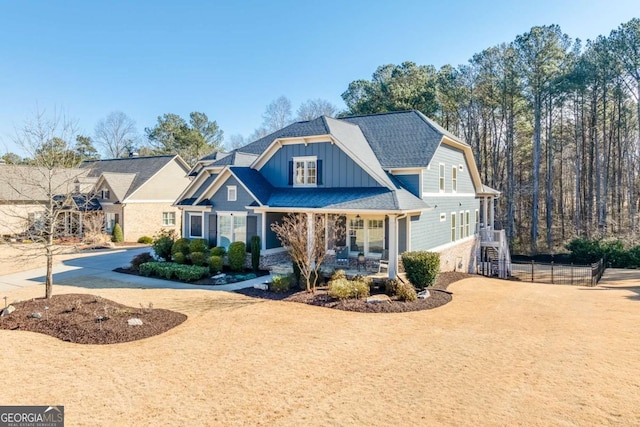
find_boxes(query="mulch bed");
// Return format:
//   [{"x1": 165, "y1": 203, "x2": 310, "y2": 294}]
[
  {"x1": 235, "y1": 272, "x2": 472, "y2": 313},
  {"x1": 0, "y1": 294, "x2": 187, "y2": 344}
]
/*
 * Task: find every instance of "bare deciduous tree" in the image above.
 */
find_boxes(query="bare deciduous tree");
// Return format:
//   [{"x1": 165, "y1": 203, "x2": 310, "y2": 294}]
[
  {"x1": 94, "y1": 111, "x2": 138, "y2": 158},
  {"x1": 261, "y1": 96, "x2": 293, "y2": 133},
  {"x1": 0, "y1": 109, "x2": 90, "y2": 299},
  {"x1": 296, "y1": 99, "x2": 338, "y2": 121},
  {"x1": 271, "y1": 213, "x2": 345, "y2": 293}
]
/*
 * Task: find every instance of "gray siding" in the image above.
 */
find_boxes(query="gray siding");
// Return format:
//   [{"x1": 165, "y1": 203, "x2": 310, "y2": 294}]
[
  {"x1": 208, "y1": 176, "x2": 255, "y2": 212},
  {"x1": 260, "y1": 142, "x2": 382, "y2": 188},
  {"x1": 394, "y1": 174, "x2": 420, "y2": 197},
  {"x1": 398, "y1": 217, "x2": 407, "y2": 253},
  {"x1": 410, "y1": 197, "x2": 479, "y2": 250},
  {"x1": 423, "y1": 144, "x2": 475, "y2": 194}
]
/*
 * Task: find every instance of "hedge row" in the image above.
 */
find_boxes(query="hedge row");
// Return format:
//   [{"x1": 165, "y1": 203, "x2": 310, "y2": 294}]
[{"x1": 139, "y1": 262, "x2": 209, "y2": 282}]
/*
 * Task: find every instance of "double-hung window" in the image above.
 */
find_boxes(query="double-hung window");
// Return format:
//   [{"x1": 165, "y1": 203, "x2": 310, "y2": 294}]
[
  {"x1": 452, "y1": 167, "x2": 458, "y2": 192},
  {"x1": 162, "y1": 212, "x2": 176, "y2": 226},
  {"x1": 439, "y1": 164, "x2": 445, "y2": 192},
  {"x1": 293, "y1": 156, "x2": 317, "y2": 187}
]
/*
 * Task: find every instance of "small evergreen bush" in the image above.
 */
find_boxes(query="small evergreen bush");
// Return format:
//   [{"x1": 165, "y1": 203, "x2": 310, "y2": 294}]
[
  {"x1": 269, "y1": 275, "x2": 291, "y2": 293},
  {"x1": 173, "y1": 252, "x2": 186, "y2": 264},
  {"x1": 190, "y1": 251, "x2": 207, "y2": 266},
  {"x1": 331, "y1": 269, "x2": 347, "y2": 281},
  {"x1": 152, "y1": 230, "x2": 175, "y2": 261},
  {"x1": 189, "y1": 238, "x2": 208, "y2": 254},
  {"x1": 211, "y1": 246, "x2": 226, "y2": 257},
  {"x1": 137, "y1": 236, "x2": 153, "y2": 244},
  {"x1": 402, "y1": 251, "x2": 440, "y2": 289},
  {"x1": 328, "y1": 278, "x2": 370, "y2": 300},
  {"x1": 292, "y1": 260, "x2": 302, "y2": 288},
  {"x1": 228, "y1": 241, "x2": 247, "y2": 271},
  {"x1": 209, "y1": 255, "x2": 223, "y2": 273},
  {"x1": 111, "y1": 223, "x2": 124, "y2": 243},
  {"x1": 172, "y1": 238, "x2": 191, "y2": 257},
  {"x1": 130, "y1": 252, "x2": 154, "y2": 272},
  {"x1": 250, "y1": 235, "x2": 261, "y2": 271}
]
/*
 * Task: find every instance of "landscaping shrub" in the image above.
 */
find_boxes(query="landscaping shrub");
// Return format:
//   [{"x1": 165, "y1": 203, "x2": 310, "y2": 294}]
[
  {"x1": 565, "y1": 237, "x2": 637, "y2": 267},
  {"x1": 395, "y1": 280, "x2": 418, "y2": 302},
  {"x1": 251, "y1": 235, "x2": 261, "y2": 271},
  {"x1": 172, "y1": 238, "x2": 191, "y2": 257},
  {"x1": 139, "y1": 262, "x2": 208, "y2": 282},
  {"x1": 209, "y1": 255, "x2": 223, "y2": 273},
  {"x1": 331, "y1": 269, "x2": 347, "y2": 281},
  {"x1": 137, "y1": 236, "x2": 153, "y2": 244},
  {"x1": 383, "y1": 278, "x2": 400, "y2": 296},
  {"x1": 173, "y1": 252, "x2": 186, "y2": 264},
  {"x1": 328, "y1": 277, "x2": 370, "y2": 300},
  {"x1": 211, "y1": 246, "x2": 226, "y2": 257},
  {"x1": 402, "y1": 251, "x2": 440, "y2": 289},
  {"x1": 111, "y1": 223, "x2": 124, "y2": 243},
  {"x1": 152, "y1": 230, "x2": 175, "y2": 262},
  {"x1": 190, "y1": 251, "x2": 207, "y2": 267},
  {"x1": 130, "y1": 252, "x2": 154, "y2": 272},
  {"x1": 269, "y1": 275, "x2": 291, "y2": 293},
  {"x1": 228, "y1": 241, "x2": 246, "y2": 271},
  {"x1": 189, "y1": 238, "x2": 208, "y2": 254}
]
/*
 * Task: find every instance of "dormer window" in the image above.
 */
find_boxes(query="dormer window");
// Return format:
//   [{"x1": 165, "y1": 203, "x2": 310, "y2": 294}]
[{"x1": 293, "y1": 156, "x2": 317, "y2": 187}]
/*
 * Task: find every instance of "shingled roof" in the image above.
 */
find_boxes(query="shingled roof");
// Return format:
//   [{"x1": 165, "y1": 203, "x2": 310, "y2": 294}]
[
  {"x1": 81, "y1": 155, "x2": 185, "y2": 200},
  {"x1": 239, "y1": 116, "x2": 331, "y2": 155}
]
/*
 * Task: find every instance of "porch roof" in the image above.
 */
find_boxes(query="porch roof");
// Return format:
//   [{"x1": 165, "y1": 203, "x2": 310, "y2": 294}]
[{"x1": 266, "y1": 187, "x2": 428, "y2": 211}]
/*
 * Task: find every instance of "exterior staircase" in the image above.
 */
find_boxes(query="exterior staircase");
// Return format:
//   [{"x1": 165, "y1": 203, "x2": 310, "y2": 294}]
[{"x1": 477, "y1": 227, "x2": 511, "y2": 279}]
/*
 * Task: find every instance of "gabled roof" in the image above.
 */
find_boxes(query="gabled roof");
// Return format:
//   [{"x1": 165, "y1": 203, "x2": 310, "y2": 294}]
[
  {"x1": 81, "y1": 155, "x2": 189, "y2": 200},
  {"x1": 210, "y1": 151, "x2": 258, "y2": 167},
  {"x1": 99, "y1": 172, "x2": 137, "y2": 201},
  {"x1": 239, "y1": 116, "x2": 331, "y2": 155},
  {"x1": 341, "y1": 110, "x2": 466, "y2": 169}
]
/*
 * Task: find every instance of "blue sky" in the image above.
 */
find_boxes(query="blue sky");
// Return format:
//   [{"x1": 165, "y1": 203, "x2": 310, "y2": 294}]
[{"x1": 0, "y1": 0, "x2": 637, "y2": 156}]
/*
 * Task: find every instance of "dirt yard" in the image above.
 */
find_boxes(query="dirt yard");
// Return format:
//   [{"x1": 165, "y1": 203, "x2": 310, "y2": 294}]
[{"x1": 1, "y1": 269, "x2": 639, "y2": 425}]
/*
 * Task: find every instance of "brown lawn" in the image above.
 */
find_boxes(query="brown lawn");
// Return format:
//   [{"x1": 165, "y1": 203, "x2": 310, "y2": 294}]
[{"x1": 1, "y1": 270, "x2": 639, "y2": 426}]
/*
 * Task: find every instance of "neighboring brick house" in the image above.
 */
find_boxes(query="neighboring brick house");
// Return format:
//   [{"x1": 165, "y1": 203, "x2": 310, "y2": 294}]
[
  {"x1": 81, "y1": 155, "x2": 190, "y2": 242},
  {"x1": 175, "y1": 111, "x2": 505, "y2": 277}
]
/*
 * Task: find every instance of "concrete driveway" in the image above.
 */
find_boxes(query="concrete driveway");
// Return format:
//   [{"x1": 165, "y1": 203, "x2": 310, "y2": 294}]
[{"x1": 0, "y1": 246, "x2": 265, "y2": 293}]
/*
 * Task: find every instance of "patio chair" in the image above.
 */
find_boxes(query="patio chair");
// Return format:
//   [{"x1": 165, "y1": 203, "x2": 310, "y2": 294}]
[
  {"x1": 335, "y1": 247, "x2": 349, "y2": 267},
  {"x1": 378, "y1": 250, "x2": 389, "y2": 273}
]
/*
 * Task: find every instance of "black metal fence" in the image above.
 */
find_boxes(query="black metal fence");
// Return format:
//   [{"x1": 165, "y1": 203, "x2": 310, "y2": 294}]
[{"x1": 479, "y1": 258, "x2": 606, "y2": 286}]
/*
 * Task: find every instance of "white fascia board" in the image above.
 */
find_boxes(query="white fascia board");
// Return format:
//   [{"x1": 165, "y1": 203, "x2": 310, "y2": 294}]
[
  {"x1": 440, "y1": 136, "x2": 483, "y2": 193},
  {"x1": 126, "y1": 156, "x2": 187, "y2": 201},
  {"x1": 193, "y1": 167, "x2": 263, "y2": 207},
  {"x1": 251, "y1": 135, "x2": 333, "y2": 170},
  {"x1": 388, "y1": 168, "x2": 424, "y2": 174}
]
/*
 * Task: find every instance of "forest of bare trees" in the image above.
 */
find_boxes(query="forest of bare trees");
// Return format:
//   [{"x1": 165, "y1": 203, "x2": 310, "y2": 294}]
[{"x1": 341, "y1": 19, "x2": 640, "y2": 254}]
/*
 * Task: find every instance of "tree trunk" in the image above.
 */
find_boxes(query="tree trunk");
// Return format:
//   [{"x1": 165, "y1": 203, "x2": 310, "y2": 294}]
[{"x1": 531, "y1": 94, "x2": 541, "y2": 253}]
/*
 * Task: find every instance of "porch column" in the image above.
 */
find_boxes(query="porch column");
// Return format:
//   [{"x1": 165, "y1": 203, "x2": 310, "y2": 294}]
[
  {"x1": 307, "y1": 212, "x2": 314, "y2": 264},
  {"x1": 489, "y1": 197, "x2": 495, "y2": 229},
  {"x1": 482, "y1": 197, "x2": 489, "y2": 229},
  {"x1": 388, "y1": 214, "x2": 398, "y2": 279}
]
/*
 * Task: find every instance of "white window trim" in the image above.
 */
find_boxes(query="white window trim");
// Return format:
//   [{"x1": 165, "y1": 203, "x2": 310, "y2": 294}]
[
  {"x1": 439, "y1": 163, "x2": 445, "y2": 192},
  {"x1": 217, "y1": 211, "x2": 248, "y2": 248},
  {"x1": 347, "y1": 215, "x2": 385, "y2": 256},
  {"x1": 459, "y1": 210, "x2": 464, "y2": 241},
  {"x1": 227, "y1": 185, "x2": 237, "y2": 202},
  {"x1": 162, "y1": 211, "x2": 176, "y2": 227},
  {"x1": 475, "y1": 209, "x2": 480, "y2": 234},
  {"x1": 451, "y1": 212, "x2": 456, "y2": 242},
  {"x1": 293, "y1": 156, "x2": 318, "y2": 187},
  {"x1": 188, "y1": 213, "x2": 204, "y2": 238},
  {"x1": 465, "y1": 210, "x2": 470, "y2": 238},
  {"x1": 452, "y1": 166, "x2": 458, "y2": 193}
]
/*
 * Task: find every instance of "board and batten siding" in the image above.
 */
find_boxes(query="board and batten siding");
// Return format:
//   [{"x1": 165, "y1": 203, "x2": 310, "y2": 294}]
[
  {"x1": 423, "y1": 144, "x2": 474, "y2": 194},
  {"x1": 260, "y1": 142, "x2": 382, "y2": 188},
  {"x1": 208, "y1": 176, "x2": 255, "y2": 212}
]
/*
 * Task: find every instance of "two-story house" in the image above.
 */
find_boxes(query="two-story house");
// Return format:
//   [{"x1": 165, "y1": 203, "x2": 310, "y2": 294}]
[{"x1": 175, "y1": 110, "x2": 501, "y2": 278}]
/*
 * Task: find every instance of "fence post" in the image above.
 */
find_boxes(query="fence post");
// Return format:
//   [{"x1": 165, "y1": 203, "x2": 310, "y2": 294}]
[
  {"x1": 571, "y1": 263, "x2": 574, "y2": 286},
  {"x1": 531, "y1": 260, "x2": 534, "y2": 282}
]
